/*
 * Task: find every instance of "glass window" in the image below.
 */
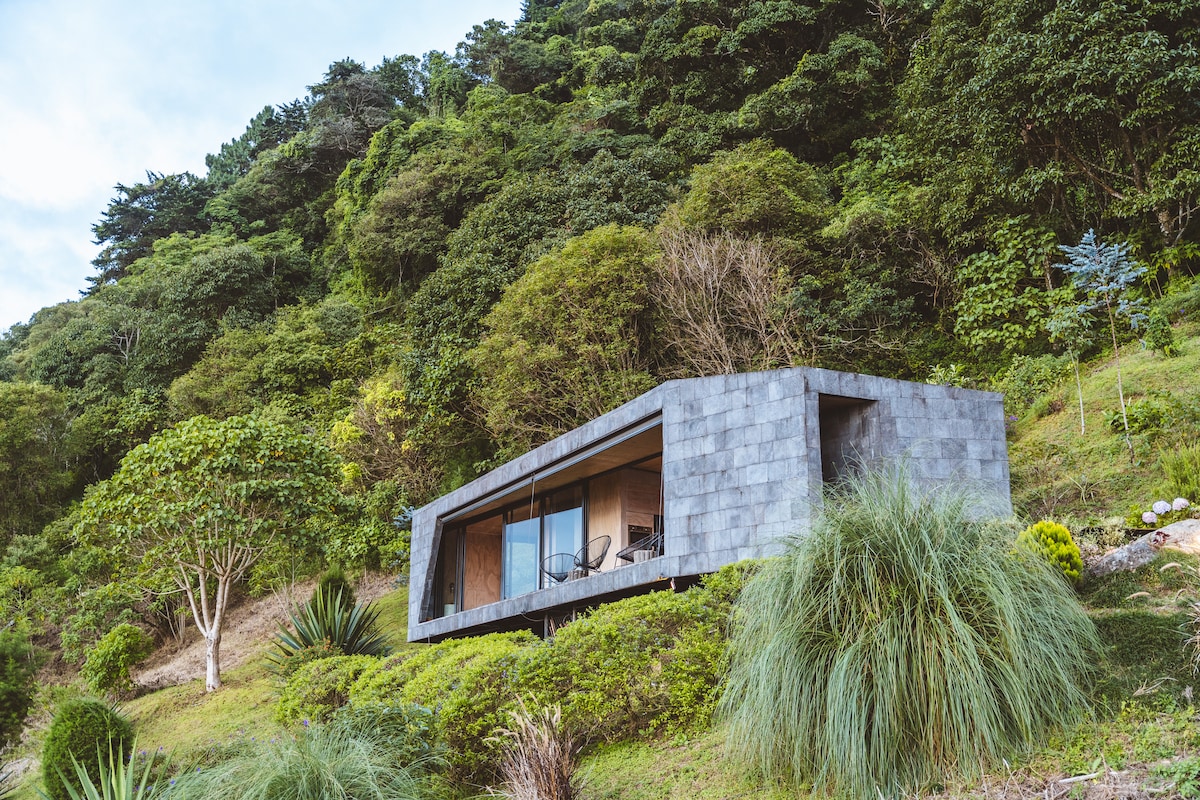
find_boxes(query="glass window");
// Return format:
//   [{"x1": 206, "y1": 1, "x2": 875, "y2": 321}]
[
  {"x1": 431, "y1": 527, "x2": 460, "y2": 619},
  {"x1": 503, "y1": 505, "x2": 539, "y2": 599}
]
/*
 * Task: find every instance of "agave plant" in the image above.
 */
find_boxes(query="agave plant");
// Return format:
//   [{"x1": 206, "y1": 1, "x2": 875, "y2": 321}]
[
  {"x1": 37, "y1": 740, "x2": 170, "y2": 800},
  {"x1": 267, "y1": 589, "x2": 392, "y2": 675},
  {"x1": 1, "y1": 761, "x2": 14, "y2": 800}
]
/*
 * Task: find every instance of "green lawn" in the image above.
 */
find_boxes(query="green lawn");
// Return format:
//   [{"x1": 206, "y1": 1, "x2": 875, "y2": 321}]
[{"x1": 1008, "y1": 324, "x2": 1200, "y2": 523}]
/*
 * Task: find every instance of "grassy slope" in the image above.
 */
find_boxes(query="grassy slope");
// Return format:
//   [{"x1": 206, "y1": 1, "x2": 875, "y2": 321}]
[
  {"x1": 1008, "y1": 324, "x2": 1200, "y2": 523},
  {"x1": 13, "y1": 331, "x2": 1200, "y2": 798}
]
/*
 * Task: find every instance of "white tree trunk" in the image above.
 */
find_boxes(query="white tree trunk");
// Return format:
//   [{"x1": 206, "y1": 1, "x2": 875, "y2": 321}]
[
  {"x1": 205, "y1": 630, "x2": 221, "y2": 691},
  {"x1": 180, "y1": 563, "x2": 233, "y2": 692}
]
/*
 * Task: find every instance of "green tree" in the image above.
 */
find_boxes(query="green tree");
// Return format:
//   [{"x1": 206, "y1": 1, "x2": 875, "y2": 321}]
[
  {"x1": 903, "y1": 0, "x2": 1200, "y2": 248},
  {"x1": 1055, "y1": 230, "x2": 1148, "y2": 460},
  {"x1": 0, "y1": 382, "x2": 78, "y2": 548},
  {"x1": 76, "y1": 414, "x2": 344, "y2": 691},
  {"x1": 89, "y1": 172, "x2": 214, "y2": 289},
  {"x1": 469, "y1": 224, "x2": 658, "y2": 457}
]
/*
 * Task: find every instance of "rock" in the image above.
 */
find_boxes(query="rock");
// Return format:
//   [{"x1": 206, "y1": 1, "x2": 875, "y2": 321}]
[
  {"x1": 1088, "y1": 530, "x2": 1161, "y2": 578},
  {"x1": 1087, "y1": 518, "x2": 1200, "y2": 577},
  {"x1": 1158, "y1": 518, "x2": 1200, "y2": 554}
]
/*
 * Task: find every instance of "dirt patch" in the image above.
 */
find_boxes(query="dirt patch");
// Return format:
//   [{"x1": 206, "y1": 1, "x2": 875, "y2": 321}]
[{"x1": 134, "y1": 572, "x2": 399, "y2": 691}]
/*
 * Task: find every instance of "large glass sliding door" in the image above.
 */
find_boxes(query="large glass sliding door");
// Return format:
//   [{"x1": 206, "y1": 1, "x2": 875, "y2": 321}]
[{"x1": 502, "y1": 505, "x2": 540, "y2": 599}]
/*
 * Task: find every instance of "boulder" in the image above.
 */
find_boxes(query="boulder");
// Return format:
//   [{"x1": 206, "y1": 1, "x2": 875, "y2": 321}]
[
  {"x1": 1159, "y1": 518, "x2": 1200, "y2": 554},
  {"x1": 1087, "y1": 518, "x2": 1200, "y2": 578}
]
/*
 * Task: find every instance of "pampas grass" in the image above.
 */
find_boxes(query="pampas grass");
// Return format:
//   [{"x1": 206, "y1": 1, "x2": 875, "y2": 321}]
[
  {"x1": 720, "y1": 466, "x2": 1098, "y2": 799},
  {"x1": 492, "y1": 701, "x2": 580, "y2": 800}
]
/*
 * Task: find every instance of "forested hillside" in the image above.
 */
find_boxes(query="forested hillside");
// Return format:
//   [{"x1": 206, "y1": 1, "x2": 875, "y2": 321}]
[{"x1": 2, "y1": 0, "x2": 1199, "y2": 701}]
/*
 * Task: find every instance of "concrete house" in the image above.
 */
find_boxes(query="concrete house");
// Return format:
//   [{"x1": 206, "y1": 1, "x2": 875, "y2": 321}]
[{"x1": 407, "y1": 367, "x2": 1011, "y2": 642}]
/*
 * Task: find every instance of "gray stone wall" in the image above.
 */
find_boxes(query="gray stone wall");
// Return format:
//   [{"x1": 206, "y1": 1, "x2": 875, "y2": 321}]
[{"x1": 408, "y1": 366, "x2": 1011, "y2": 641}]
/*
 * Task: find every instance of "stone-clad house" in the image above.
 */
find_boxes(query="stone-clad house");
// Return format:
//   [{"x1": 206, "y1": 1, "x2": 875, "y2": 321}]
[{"x1": 407, "y1": 366, "x2": 1011, "y2": 642}]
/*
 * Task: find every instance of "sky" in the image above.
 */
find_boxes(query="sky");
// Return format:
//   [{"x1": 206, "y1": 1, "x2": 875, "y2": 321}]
[{"x1": 0, "y1": 0, "x2": 523, "y2": 333}]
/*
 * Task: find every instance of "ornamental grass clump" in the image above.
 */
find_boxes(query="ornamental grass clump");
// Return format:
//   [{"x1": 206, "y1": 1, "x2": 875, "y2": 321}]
[
  {"x1": 491, "y1": 701, "x2": 581, "y2": 800},
  {"x1": 721, "y1": 467, "x2": 1098, "y2": 800}
]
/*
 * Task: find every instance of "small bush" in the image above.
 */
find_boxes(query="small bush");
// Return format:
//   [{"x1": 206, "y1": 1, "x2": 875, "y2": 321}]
[
  {"x1": 721, "y1": 466, "x2": 1098, "y2": 800},
  {"x1": 526, "y1": 586, "x2": 730, "y2": 742},
  {"x1": 1017, "y1": 520, "x2": 1084, "y2": 583},
  {"x1": 0, "y1": 627, "x2": 37, "y2": 748},
  {"x1": 350, "y1": 632, "x2": 537, "y2": 782},
  {"x1": 1162, "y1": 443, "x2": 1200, "y2": 504},
  {"x1": 275, "y1": 654, "x2": 380, "y2": 724},
  {"x1": 79, "y1": 624, "x2": 154, "y2": 697},
  {"x1": 1144, "y1": 307, "x2": 1179, "y2": 357},
  {"x1": 316, "y1": 564, "x2": 356, "y2": 610},
  {"x1": 267, "y1": 641, "x2": 344, "y2": 681},
  {"x1": 996, "y1": 354, "x2": 1070, "y2": 415},
  {"x1": 41, "y1": 698, "x2": 134, "y2": 800},
  {"x1": 1107, "y1": 392, "x2": 1173, "y2": 436}
]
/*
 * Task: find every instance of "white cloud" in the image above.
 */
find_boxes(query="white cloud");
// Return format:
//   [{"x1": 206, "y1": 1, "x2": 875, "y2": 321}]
[{"x1": 0, "y1": 0, "x2": 522, "y2": 331}]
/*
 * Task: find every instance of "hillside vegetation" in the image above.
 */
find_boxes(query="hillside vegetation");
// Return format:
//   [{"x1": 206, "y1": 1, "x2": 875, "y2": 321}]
[{"x1": 2, "y1": 0, "x2": 1200, "y2": 796}]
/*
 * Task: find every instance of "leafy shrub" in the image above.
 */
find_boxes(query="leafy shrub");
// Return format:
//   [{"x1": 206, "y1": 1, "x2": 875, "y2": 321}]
[
  {"x1": 0, "y1": 627, "x2": 37, "y2": 748},
  {"x1": 59, "y1": 582, "x2": 140, "y2": 665},
  {"x1": 42, "y1": 698, "x2": 134, "y2": 800},
  {"x1": 1162, "y1": 443, "x2": 1200, "y2": 504},
  {"x1": 1017, "y1": 520, "x2": 1084, "y2": 583},
  {"x1": 1107, "y1": 392, "x2": 1173, "y2": 436},
  {"x1": 79, "y1": 624, "x2": 154, "y2": 697},
  {"x1": 525, "y1": 585, "x2": 732, "y2": 743},
  {"x1": 337, "y1": 565, "x2": 752, "y2": 784},
  {"x1": 266, "y1": 588, "x2": 391, "y2": 677},
  {"x1": 316, "y1": 564, "x2": 356, "y2": 610},
  {"x1": 350, "y1": 632, "x2": 537, "y2": 782},
  {"x1": 721, "y1": 466, "x2": 1098, "y2": 800},
  {"x1": 996, "y1": 354, "x2": 1069, "y2": 415},
  {"x1": 1144, "y1": 307, "x2": 1179, "y2": 357},
  {"x1": 268, "y1": 641, "x2": 345, "y2": 680},
  {"x1": 275, "y1": 654, "x2": 380, "y2": 724}
]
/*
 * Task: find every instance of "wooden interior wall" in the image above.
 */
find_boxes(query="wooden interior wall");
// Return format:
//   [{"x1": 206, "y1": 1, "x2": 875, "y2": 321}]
[
  {"x1": 625, "y1": 468, "x2": 662, "y2": 529},
  {"x1": 463, "y1": 515, "x2": 502, "y2": 610},
  {"x1": 588, "y1": 472, "x2": 622, "y2": 571}
]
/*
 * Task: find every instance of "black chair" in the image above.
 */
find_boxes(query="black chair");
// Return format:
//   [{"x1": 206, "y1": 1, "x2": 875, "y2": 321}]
[
  {"x1": 541, "y1": 552, "x2": 576, "y2": 584},
  {"x1": 574, "y1": 535, "x2": 612, "y2": 574}
]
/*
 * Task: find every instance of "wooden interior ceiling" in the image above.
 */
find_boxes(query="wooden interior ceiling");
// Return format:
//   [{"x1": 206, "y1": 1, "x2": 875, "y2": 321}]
[{"x1": 446, "y1": 425, "x2": 663, "y2": 523}]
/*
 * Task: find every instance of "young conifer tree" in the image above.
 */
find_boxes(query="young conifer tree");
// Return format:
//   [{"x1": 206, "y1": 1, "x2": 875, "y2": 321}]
[{"x1": 1054, "y1": 230, "x2": 1146, "y2": 460}]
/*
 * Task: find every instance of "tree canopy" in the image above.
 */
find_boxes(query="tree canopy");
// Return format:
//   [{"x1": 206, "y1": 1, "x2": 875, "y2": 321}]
[{"x1": 76, "y1": 414, "x2": 344, "y2": 690}]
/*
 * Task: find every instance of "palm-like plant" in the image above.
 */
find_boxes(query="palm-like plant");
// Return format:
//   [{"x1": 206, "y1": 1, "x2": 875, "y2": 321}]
[
  {"x1": 1, "y1": 762, "x2": 14, "y2": 800},
  {"x1": 267, "y1": 589, "x2": 391, "y2": 675},
  {"x1": 36, "y1": 740, "x2": 168, "y2": 800}
]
